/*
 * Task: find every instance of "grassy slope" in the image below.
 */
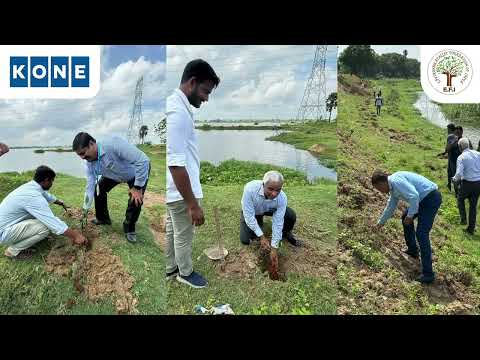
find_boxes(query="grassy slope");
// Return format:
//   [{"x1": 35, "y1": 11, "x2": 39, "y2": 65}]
[
  {"x1": 337, "y1": 75, "x2": 480, "y2": 314},
  {"x1": 267, "y1": 122, "x2": 337, "y2": 169},
  {"x1": 166, "y1": 161, "x2": 338, "y2": 315},
  {"x1": 0, "y1": 145, "x2": 167, "y2": 315}
]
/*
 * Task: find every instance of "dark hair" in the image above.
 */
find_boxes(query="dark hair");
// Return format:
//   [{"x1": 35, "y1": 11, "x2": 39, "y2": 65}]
[
  {"x1": 371, "y1": 170, "x2": 389, "y2": 185},
  {"x1": 447, "y1": 123, "x2": 456, "y2": 130},
  {"x1": 72, "y1": 132, "x2": 96, "y2": 151},
  {"x1": 180, "y1": 59, "x2": 220, "y2": 87},
  {"x1": 34, "y1": 165, "x2": 56, "y2": 183},
  {"x1": 455, "y1": 126, "x2": 463, "y2": 132}
]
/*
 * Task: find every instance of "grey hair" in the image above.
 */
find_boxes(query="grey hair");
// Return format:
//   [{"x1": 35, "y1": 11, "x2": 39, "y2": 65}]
[
  {"x1": 263, "y1": 170, "x2": 284, "y2": 184},
  {"x1": 459, "y1": 138, "x2": 470, "y2": 151}
]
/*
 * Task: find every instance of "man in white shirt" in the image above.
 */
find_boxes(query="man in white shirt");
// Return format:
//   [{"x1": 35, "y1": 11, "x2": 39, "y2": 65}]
[
  {"x1": 452, "y1": 138, "x2": 480, "y2": 235},
  {"x1": 0, "y1": 166, "x2": 86, "y2": 260},
  {"x1": 166, "y1": 59, "x2": 220, "y2": 289}
]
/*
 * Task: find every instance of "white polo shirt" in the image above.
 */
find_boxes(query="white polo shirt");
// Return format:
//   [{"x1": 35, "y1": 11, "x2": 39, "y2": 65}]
[{"x1": 166, "y1": 88, "x2": 203, "y2": 203}]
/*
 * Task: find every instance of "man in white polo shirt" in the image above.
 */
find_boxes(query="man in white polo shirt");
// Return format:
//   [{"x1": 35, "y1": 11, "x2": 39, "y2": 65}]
[
  {"x1": 452, "y1": 137, "x2": 480, "y2": 235},
  {"x1": 166, "y1": 59, "x2": 220, "y2": 289}
]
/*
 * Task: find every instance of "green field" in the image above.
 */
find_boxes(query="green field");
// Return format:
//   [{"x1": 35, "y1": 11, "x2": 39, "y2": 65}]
[
  {"x1": 0, "y1": 144, "x2": 167, "y2": 315},
  {"x1": 336, "y1": 74, "x2": 480, "y2": 314},
  {"x1": 166, "y1": 160, "x2": 338, "y2": 315}
]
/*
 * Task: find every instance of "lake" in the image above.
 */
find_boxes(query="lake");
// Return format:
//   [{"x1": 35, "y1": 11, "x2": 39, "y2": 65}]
[{"x1": 197, "y1": 130, "x2": 337, "y2": 182}]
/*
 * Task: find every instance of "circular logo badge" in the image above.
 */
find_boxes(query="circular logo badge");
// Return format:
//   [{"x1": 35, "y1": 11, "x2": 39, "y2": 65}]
[{"x1": 428, "y1": 49, "x2": 473, "y2": 95}]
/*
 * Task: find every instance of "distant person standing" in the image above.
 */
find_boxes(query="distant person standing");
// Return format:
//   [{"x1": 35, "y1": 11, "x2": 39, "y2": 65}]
[
  {"x1": 375, "y1": 94, "x2": 383, "y2": 115},
  {"x1": 452, "y1": 138, "x2": 480, "y2": 235},
  {"x1": 449, "y1": 126, "x2": 473, "y2": 197},
  {"x1": 437, "y1": 123, "x2": 457, "y2": 192},
  {"x1": 0, "y1": 143, "x2": 9, "y2": 157}
]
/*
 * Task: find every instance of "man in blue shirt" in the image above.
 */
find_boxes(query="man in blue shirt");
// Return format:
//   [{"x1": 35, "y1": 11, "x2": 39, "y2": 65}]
[
  {"x1": 72, "y1": 132, "x2": 151, "y2": 243},
  {"x1": 0, "y1": 166, "x2": 86, "y2": 260},
  {"x1": 452, "y1": 138, "x2": 480, "y2": 235},
  {"x1": 240, "y1": 171, "x2": 300, "y2": 274},
  {"x1": 372, "y1": 170, "x2": 442, "y2": 284}
]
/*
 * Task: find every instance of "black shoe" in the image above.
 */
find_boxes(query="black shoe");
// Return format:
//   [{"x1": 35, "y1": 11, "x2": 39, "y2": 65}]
[
  {"x1": 285, "y1": 233, "x2": 302, "y2": 247},
  {"x1": 166, "y1": 268, "x2": 179, "y2": 281},
  {"x1": 415, "y1": 275, "x2": 434, "y2": 284},
  {"x1": 125, "y1": 232, "x2": 137, "y2": 243},
  {"x1": 91, "y1": 218, "x2": 112, "y2": 226},
  {"x1": 463, "y1": 228, "x2": 475, "y2": 235},
  {"x1": 403, "y1": 249, "x2": 419, "y2": 259}
]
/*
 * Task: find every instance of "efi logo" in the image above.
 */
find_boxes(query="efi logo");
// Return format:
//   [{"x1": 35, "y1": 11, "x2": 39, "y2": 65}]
[
  {"x1": 1, "y1": 45, "x2": 100, "y2": 99},
  {"x1": 10, "y1": 56, "x2": 90, "y2": 88}
]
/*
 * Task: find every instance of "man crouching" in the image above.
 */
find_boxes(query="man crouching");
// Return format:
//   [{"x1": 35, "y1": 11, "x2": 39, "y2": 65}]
[
  {"x1": 240, "y1": 170, "x2": 301, "y2": 272},
  {"x1": 0, "y1": 166, "x2": 86, "y2": 260}
]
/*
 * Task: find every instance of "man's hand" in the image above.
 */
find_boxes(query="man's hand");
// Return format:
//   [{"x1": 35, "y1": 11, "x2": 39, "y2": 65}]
[
  {"x1": 73, "y1": 233, "x2": 87, "y2": 246},
  {"x1": 403, "y1": 216, "x2": 414, "y2": 226},
  {"x1": 260, "y1": 235, "x2": 270, "y2": 252},
  {"x1": 55, "y1": 200, "x2": 69, "y2": 212},
  {"x1": 0, "y1": 143, "x2": 9, "y2": 157},
  {"x1": 129, "y1": 188, "x2": 144, "y2": 207},
  {"x1": 188, "y1": 202, "x2": 205, "y2": 226}
]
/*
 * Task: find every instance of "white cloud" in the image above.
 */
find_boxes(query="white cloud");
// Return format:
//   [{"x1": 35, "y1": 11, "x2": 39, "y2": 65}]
[
  {"x1": 166, "y1": 45, "x2": 337, "y2": 120},
  {"x1": 0, "y1": 46, "x2": 166, "y2": 146}
]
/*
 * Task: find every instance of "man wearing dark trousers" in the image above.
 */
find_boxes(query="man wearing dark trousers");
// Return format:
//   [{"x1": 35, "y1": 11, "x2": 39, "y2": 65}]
[
  {"x1": 452, "y1": 138, "x2": 480, "y2": 235},
  {"x1": 72, "y1": 132, "x2": 150, "y2": 243},
  {"x1": 240, "y1": 171, "x2": 301, "y2": 275},
  {"x1": 372, "y1": 170, "x2": 442, "y2": 284},
  {"x1": 437, "y1": 123, "x2": 457, "y2": 192}
]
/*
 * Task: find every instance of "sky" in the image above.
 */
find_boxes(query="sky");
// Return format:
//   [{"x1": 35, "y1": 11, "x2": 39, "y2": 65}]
[
  {"x1": 338, "y1": 45, "x2": 420, "y2": 60},
  {"x1": 0, "y1": 45, "x2": 166, "y2": 146},
  {"x1": 166, "y1": 45, "x2": 338, "y2": 121}
]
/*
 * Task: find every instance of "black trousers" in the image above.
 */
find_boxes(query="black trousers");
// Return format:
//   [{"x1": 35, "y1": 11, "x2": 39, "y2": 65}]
[
  {"x1": 94, "y1": 171, "x2": 149, "y2": 233},
  {"x1": 240, "y1": 207, "x2": 296, "y2": 245},
  {"x1": 457, "y1": 180, "x2": 480, "y2": 232}
]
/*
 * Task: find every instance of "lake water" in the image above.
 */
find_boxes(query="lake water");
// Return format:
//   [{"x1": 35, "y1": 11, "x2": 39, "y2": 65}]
[
  {"x1": 197, "y1": 130, "x2": 337, "y2": 182},
  {"x1": 0, "y1": 130, "x2": 337, "y2": 182},
  {"x1": 0, "y1": 149, "x2": 86, "y2": 178},
  {"x1": 414, "y1": 92, "x2": 480, "y2": 147}
]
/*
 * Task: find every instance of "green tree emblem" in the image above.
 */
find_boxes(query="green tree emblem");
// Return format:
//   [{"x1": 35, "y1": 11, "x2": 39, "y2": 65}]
[{"x1": 435, "y1": 55, "x2": 464, "y2": 87}]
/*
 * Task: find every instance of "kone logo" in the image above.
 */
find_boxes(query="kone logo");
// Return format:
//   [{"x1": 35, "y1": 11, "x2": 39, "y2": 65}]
[
  {"x1": 10, "y1": 56, "x2": 90, "y2": 88},
  {"x1": 0, "y1": 45, "x2": 100, "y2": 99}
]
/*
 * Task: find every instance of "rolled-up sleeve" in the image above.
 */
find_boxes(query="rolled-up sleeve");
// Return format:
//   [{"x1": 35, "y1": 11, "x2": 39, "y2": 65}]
[
  {"x1": 42, "y1": 191, "x2": 57, "y2": 203},
  {"x1": 84, "y1": 162, "x2": 96, "y2": 208},
  {"x1": 112, "y1": 137, "x2": 150, "y2": 188},
  {"x1": 167, "y1": 110, "x2": 188, "y2": 167},
  {"x1": 241, "y1": 186, "x2": 263, "y2": 238},
  {"x1": 453, "y1": 155, "x2": 464, "y2": 182},
  {"x1": 25, "y1": 196, "x2": 68, "y2": 235},
  {"x1": 271, "y1": 193, "x2": 287, "y2": 249}
]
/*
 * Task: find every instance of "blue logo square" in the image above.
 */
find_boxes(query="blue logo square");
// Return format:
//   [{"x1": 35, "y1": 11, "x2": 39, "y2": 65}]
[
  {"x1": 10, "y1": 57, "x2": 28, "y2": 87},
  {"x1": 71, "y1": 57, "x2": 89, "y2": 87},
  {"x1": 51, "y1": 57, "x2": 69, "y2": 87},
  {"x1": 30, "y1": 57, "x2": 49, "y2": 87}
]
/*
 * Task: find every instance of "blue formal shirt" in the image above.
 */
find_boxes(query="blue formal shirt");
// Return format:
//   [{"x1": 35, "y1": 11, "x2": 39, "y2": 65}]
[
  {"x1": 378, "y1": 171, "x2": 438, "y2": 225},
  {"x1": 84, "y1": 136, "x2": 150, "y2": 208},
  {"x1": 0, "y1": 180, "x2": 68, "y2": 242},
  {"x1": 241, "y1": 180, "x2": 287, "y2": 249}
]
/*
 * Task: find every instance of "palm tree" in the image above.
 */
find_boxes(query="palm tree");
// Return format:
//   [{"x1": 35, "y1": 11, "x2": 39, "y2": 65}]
[
  {"x1": 139, "y1": 125, "x2": 148, "y2": 144},
  {"x1": 325, "y1": 92, "x2": 337, "y2": 123}
]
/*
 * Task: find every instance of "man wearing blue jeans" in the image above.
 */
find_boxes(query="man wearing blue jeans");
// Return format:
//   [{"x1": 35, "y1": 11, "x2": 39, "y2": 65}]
[{"x1": 372, "y1": 170, "x2": 442, "y2": 284}]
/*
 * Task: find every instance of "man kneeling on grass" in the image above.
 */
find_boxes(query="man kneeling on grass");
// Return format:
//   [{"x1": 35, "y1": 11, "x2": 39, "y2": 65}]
[
  {"x1": 371, "y1": 170, "x2": 442, "y2": 284},
  {"x1": 240, "y1": 170, "x2": 301, "y2": 273},
  {"x1": 0, "y1": 166, "x2": 86, "y2": 260}
]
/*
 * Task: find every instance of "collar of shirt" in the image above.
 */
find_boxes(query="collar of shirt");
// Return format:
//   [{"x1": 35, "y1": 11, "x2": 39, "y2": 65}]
[
  {"x1": 174, "y1": 88, "x2": 194, "y2": 118},
  {"x1": 29, "y1": 180, "x2": 43, "y2": 192}
]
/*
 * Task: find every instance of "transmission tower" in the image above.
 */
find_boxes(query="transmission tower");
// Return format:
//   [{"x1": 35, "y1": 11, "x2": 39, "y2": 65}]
[
  {"x1": 296, "y1": 45, "x2": 328, "y2": 122},
  {"x1": 127, "y1": 76, "x2": 144, "y2": 144}
]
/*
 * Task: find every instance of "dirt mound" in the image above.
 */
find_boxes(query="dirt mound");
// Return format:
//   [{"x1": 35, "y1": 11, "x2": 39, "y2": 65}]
[
  {"x1": 143, "y1": 191, "x2": 165, "y2": 207},
  {"x1": 308, "y1": 144, "x2": 326, "y2": 155},
  {"x1": 150, "y1": 215, "x2": 167, "y2": 251},
  {"x1": 338, "y1": 74, "x2": 371, "y2": 96}
]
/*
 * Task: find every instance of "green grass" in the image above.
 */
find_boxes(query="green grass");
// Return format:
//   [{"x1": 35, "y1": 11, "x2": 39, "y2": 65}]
[
  {"x1": 337, "y1": 74, "x2": 480, "y2": 314},
  {"x1": 0, "y1": 145, "x2": 167, "y2": 315},
  {"x1": 267, "y1": 121, "x2": 337, "y2": 169},
  {"x1": 166, "y1": 161, "x2": 338, "y2": 315}
]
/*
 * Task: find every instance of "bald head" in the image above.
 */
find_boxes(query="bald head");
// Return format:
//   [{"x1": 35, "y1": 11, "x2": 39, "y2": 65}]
[{"x1": 459, "y1": 138, "x2": 470, "y2": 151}]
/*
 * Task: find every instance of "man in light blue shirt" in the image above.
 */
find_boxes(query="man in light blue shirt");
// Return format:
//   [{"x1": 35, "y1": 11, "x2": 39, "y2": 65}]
[
  {"x1": 240, "y1": 170, "x2": 300, "y2": 275},
  {"x1": 0, "y1": 166, "x2": 86, "y2": 260},
  {"x1": 72, "y1": 132, "x2": 150, "y2": 243},
  {"x1": 372, "y1": 170, "x2": 442, "y2": 284},
  {"x1": 452, "y1": 138, "x2": 480, "y2": 235}
]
